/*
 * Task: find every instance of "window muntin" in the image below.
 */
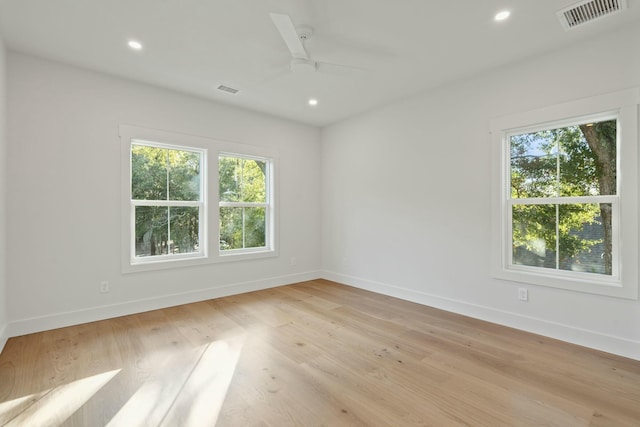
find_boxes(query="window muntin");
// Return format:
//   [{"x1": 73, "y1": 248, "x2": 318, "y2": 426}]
[
  {"x1": 131, "y1": 141, "x2": 205, "y2": 262},
  {"x1": 507, "y1": 117, "x2": 618, "y2": 278},
  {"x1": 219, "y1": 154, "x2": 271, "y2": 253}
]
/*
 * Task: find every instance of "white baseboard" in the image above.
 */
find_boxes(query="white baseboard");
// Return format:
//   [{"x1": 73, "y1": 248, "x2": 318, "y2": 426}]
[
  {"x1": 5, "y1": 270, "x2": 639, "y2": 362},
  {"x1": 322, "y1": 270, "x2": 640, "y2": 361},
  {"x1": 6, "y1": 271, "x2": 322, "y2": 339}
]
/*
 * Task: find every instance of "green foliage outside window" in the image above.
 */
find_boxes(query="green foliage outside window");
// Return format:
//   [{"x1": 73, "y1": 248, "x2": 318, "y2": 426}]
[
  {"x1": 510, "y1": 119, "x2": 616, "y2": 275},
  {"x1": 132, "y1": 144, "x2": 201, "y2": 257},
  {"x1": 219, "y1": 156, "x2": 268, "y2": 251}
]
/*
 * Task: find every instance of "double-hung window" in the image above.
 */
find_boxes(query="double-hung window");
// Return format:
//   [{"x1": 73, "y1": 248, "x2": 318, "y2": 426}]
[
  {"x1": 120, "y1": 125, "x2": 277, "y2": 272},
  {"x1": 130, "y1": 142, "x2": 205, "y2": 262},
  {"x1": 491, "y1": 89, "x2": 638, "y2": 299},
  {"x1": 508, "y1": 115, "x2": 618, "y2": 278},
  {"x1": 219, "y1": 154, "x2": 271, "y2": 254}
]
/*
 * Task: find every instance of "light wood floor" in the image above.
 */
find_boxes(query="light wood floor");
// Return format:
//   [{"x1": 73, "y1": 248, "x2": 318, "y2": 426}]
[{"x1": 0, "y1": 280, "x2": 639, "y2": 426}]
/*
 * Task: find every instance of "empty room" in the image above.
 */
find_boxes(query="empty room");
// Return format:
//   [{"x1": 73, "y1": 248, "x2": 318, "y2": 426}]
[{"x1": 0, "y1": 0, "x2": 639, "y2": 425}]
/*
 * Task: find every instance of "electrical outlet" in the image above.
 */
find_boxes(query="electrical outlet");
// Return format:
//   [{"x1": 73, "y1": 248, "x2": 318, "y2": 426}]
[
  {"x1": 100, "y1": 281, "x2": 110, "y2": 293},
  {"x1": 290, "y1": 257, "x2": 297, "y2": 266},
  {"x1": 518, "y1": 287, "x2": 528, "y2": 301}
]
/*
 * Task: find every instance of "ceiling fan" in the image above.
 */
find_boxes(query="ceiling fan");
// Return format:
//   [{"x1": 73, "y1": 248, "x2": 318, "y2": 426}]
[{"x1": 269, "y1": 13, "x2": 363, "y2": 75}]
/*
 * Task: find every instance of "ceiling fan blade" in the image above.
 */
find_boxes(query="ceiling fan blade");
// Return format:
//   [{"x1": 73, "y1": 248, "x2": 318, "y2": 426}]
[{"x1": 269, "y1": 13, "x2": 308, "y2": 60}]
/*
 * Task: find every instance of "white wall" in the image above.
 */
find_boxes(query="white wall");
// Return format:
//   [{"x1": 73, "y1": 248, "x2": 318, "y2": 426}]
[
  {"x1": 321, "y1": 23, "x2": 640, "y2": 360},
  {"x1": 0, "y1": 33, "x2": 8, "y2": 351},
  {"x1": 6, "y1": 53, "x2": 321, "y2": 336},
  {"x1": 4, "y1": 24, "x2": 640, "y2": 361}
]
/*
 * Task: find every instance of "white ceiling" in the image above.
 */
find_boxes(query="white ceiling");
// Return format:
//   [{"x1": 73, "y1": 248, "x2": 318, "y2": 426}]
[{"x1": 1, "y1": 0, "x2": 639, "y2": 127}]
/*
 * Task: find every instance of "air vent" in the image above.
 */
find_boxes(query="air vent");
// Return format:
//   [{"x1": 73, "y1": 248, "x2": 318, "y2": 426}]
[
  {"x1": 216, "y1": 84, "x2": 239, "y2": 94},
  {"x1": 557, "y1": 0, "x2": 627, "y2": 30}
]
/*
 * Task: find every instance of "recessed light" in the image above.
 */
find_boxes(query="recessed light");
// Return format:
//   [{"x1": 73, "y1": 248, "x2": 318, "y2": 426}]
[
  {"x1": 127, "y1": 40, "x2": 143, "y2": 50},
  {"x1": 494, "y1": 10, "x2": 511, "y2": 21},
  {"x1": 308, "y1": 98, "x2": 318, "y2": 106}
]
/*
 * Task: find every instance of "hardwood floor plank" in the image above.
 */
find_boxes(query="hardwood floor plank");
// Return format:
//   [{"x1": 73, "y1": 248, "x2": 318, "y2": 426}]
[
  {"x1": 159, "y1": 335, "x2": 246, "y2": 427},
  {"x1": 218, "y1": 330, "x2": 360, "y2": 426},
  {"x1": 0, "y1": 280, "x2": 638, "y2": 426}
]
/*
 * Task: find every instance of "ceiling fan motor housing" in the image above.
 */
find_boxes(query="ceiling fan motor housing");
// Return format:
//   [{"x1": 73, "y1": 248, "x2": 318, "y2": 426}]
[{"x1": 296, "y1": 25, "x2": 313, "y2": 40}]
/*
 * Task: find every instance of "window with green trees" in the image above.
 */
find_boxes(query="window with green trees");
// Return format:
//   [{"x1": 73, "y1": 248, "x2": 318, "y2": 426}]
[
  {"x1": 121, "y1": 125, "x2": 277, "y2": 272},
  {"x1": 131, "y1": 142, "x2": 204, "y2": 261},
  {"x1": 219, "y1": 155, "x2": 270, "y2": 252},
  {"x1": 492, "y1": 90, "x2": 638, "y2": 299},
  {"x1": 509, "y1": 118, "x2": 617, "y2": 277}
]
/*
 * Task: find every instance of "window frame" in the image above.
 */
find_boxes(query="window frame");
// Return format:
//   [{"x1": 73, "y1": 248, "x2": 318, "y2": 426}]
[
  {"x1": 218, "y1": 152, "x2": 275, "y2": 258},
  {"x1": 130, "y1": 140, "x2": 207, "y2": 264},
  {"x1": 491, "y1": 89, "x2": 639, "y2": 299},
  {"x1": 120, "y1": 125, "x2": 279, "y2": 273}
]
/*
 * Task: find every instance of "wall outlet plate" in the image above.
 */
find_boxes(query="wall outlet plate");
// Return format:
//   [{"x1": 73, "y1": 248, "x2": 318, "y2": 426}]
[
  {"x1": 100, "y1": 281, "x2": 110, "y2": 293},
  {"x1": 518, "y1": 287, "x2": 528, "y2": 301}
]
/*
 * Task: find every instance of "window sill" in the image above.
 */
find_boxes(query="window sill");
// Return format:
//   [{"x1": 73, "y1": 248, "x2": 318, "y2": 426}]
[
  {"x1": 493, "y1": 267, "x2": 636, "y2": 300},
  {"x1": 122, "y1": 249, "x2": 279, "y2": 274}
]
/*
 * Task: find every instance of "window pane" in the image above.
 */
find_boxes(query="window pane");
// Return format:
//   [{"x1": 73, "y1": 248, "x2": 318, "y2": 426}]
[
  {"x1": 563, "y1": 120, "x2": 616, "y2": 196},
  {"x1": 135, "y1": 206, "x2": 169, "y2": 257},
  {"x1": 168, "y1": 150, "x2": 201, "y2": 201},
  {"x1": 558, "y1": 127, "x2": 599, "y2": 197},
  {"x1": 169, "y1": 206, "x2": 199, "y2": 254},
  {"x1": 220, "y1": 207, "x2": 266, "y2": 250},
  {"x1": 132, "y1": 145, "x2": 201, "y2": 202},
  {"x1": 512, "y1": 203, "x2": 613, "y2": 276},
  {"x1": 219, "y1": 156, "x2": 266, "y2": 203},
  {"x1": 559, "y1": 203, "x2": 611, "y2": 275},
  {"x1": 510, "y1": 133, "x2": 557, "y2": 198},
  {"x1": 510, "y1": 119, "x2": 617, "y2": 199},
  {"x1": 135, "y1": 206, "x2": 200, "y2": 257},
  {"x1": 512, "y1": 204, "x2": 557, "y2": 269},
  {"x1": 132, "y1": 146, "x2": 168, "y2": 200},
  {"x1": 244, "y1": 207, "x2": 266, "y2": 248}
]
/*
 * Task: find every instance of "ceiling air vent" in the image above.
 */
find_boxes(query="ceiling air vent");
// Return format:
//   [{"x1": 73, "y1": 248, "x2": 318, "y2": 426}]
[
  {"x1": 216, "y1": 84, "x2": 239, "y2": 94},
  {"x1": 557, "y1": 0, "x2": 627, "y2": 30}
]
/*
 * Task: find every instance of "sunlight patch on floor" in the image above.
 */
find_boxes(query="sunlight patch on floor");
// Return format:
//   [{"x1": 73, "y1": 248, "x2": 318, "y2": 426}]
[
  {"x1": 0, "y1": 390, "x2": 49, "y2": 425},
  {"x1": 160, "y1": 334, "x2": 246, "y2": 426},
  {"x1": 1, "y1": 369, "x2": 120, "y2": 426},
  {"x1": 106, "y1": 345, "x2": 199, "y2": 427},
  {"x1": 107, "y1": 334, "x2": 246, "y2": 427}
]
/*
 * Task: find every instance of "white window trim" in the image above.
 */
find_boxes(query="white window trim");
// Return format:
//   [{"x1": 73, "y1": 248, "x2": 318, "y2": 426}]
[
  {"x1": 120, "y1": 125, "x2": 279, "y2": 273},
  {"x1": 490, "y1": 88, "x2": 639, "y2": 299}
]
